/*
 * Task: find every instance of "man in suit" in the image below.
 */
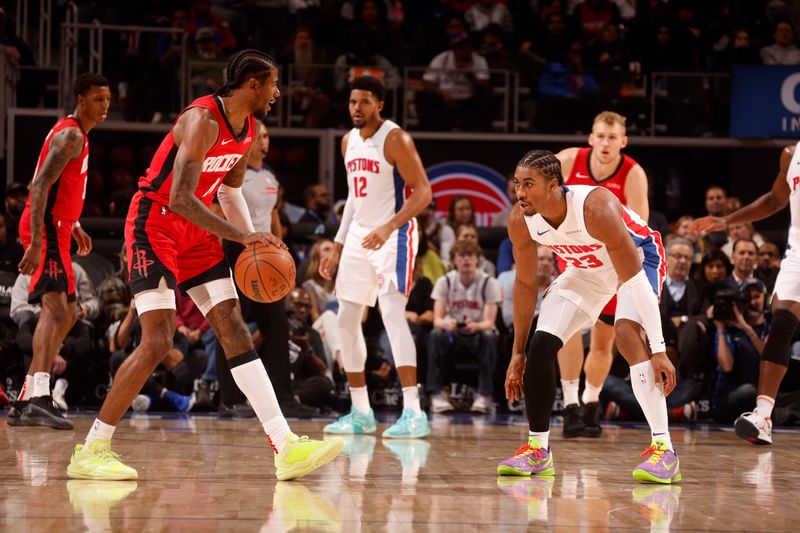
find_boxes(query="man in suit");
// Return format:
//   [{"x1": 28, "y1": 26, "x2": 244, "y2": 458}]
[{"x1": 660, "y1": 237, "x2": 710, "y2": 380}]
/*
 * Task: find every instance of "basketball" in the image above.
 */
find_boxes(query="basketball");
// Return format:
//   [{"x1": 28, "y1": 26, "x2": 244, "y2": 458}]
[{"x1": 234, "y1": 242, "x2": 296, "y2": 303}]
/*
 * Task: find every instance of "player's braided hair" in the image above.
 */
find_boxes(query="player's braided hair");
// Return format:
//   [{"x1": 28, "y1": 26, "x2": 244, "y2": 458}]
[
  {"x1": 214, "y1": 49, "x2": 277, "y2": 97},
  {"x1": 517, "y1": 150, "x2": 563, "y2": 185}
]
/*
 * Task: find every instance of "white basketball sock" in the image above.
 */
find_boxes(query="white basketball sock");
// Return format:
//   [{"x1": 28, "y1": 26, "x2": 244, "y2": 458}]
[
  {"x1": 755, "y1": 395, "x2": 775, "y2": 419},
  {"x1": 33, "y1": 372, "x2": 50, "y2": 398},
  {"x1": 581, "y1": 381, "x2": 603, "y2": 404},
  {"x1": 402, "y1": 386, "x2": 421, "y2": 414},
  {"x1": 561, "y1": 379, "x2": 580, "y2": 406},
  {"x1": 629, "y1": 360, "x2": 672, "y2": 451},
  {"x1": 19, "y1": 374, "x2": 33, "y2": 401},
  {"x1": 85, "y1": 418, "x2": 116, "y2": 447},
  {"x1": 350, "y1": 386, "x2": 371, "y2": 414},
  {"x1": 529, "y1": 430, "x2": 550, "y2": 450}
]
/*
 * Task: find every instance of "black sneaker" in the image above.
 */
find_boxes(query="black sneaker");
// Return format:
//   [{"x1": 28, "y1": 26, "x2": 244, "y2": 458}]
[
  {"x1": 280, "y1": 399, "x2": 318, "y2": 419},
  {"x1": 218, "y1": 402, "x2": 256, "y2": 419},
  {"x1": 19, "y1": 396, "x2": 74, "y2": 430},
  {"x1": 582, "y1": 401, "x2": 602, "y2": 437},
  {"x1": 192, "y1": 380, "x2": 217, "y2": 411},
  {"x1": 7, "y1": 400, "x2": 28, "y2": 426},
  {"x1": 562, "y1": 403, "x2": 585, "y2": 438}
]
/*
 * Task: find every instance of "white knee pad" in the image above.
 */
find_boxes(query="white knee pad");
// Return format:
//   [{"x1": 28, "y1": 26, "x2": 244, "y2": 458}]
[
  {"x1": 378, "y1": 289, "x2": 417, "y2": 368},
  {"x1": 134, "y1": 277, "x2": 176, "y2": 315},
  {"x1": 337, "y1": 299, "x2": 367, "y2": 373},
  {"x1": 186, "y1": 276, "x2": 239, "y2": 316}
]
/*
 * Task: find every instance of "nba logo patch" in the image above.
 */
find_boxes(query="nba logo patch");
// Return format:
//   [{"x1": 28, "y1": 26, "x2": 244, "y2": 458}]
[
  {"x1": 639, "y1": 373, "x2": 647, "y2": 384},
  {"x1": 160, "y1": 206, "x2": 167, "y2": 215},
  {"x1": 377, "y1": 273, "x2": 384, "y2": 289}
]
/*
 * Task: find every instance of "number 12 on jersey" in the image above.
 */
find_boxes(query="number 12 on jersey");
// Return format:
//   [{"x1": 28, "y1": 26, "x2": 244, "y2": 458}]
[{"x1": 353, "y1": 176, "x2": 367, "y2": 198}]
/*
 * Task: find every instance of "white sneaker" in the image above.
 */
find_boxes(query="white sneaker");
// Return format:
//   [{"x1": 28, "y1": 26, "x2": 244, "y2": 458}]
[
  {"x1": 131, "y1": 395, "x2": 151, "y2": 413},
  {"x1": 735, "y1": 411, "x2": 772, "y2": 445},
  {"x1": 53, "y1": 379, "x2": 69, "y2": 411},
  {"x1": 431, "y1": 394, "x2": 454, "y2": 413},
  {"x1": 471, "y1": 394, "x2": 493, "y2": 413}
]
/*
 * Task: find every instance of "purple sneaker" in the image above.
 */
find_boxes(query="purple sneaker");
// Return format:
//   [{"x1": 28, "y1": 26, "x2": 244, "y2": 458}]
[
  {"x1": 497, "y1": 438, "x2": 555, "y2": 476},
  {"x1": 632, "y1": 439, "x2": 681, "y2": 484}
]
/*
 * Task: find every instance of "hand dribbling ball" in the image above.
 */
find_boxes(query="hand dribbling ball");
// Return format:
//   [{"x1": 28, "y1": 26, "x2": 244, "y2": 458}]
[{"x1": 234, "y1": 242, "x2": 296, "y2": 303}]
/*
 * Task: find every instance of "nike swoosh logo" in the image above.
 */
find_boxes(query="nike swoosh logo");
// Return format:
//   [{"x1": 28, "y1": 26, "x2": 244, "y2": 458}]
[
  {"x1": 221, "y1": 139, "x2": 234, "y2": 145},
  {"x1": 663, "y1": 460, "x2": 677, "y2": 471},
  {"x1": 576, "y1": 172, "x2": 589, "y2": 178},
  {"x1": 537, "y1": 229, "x2": 550, "y2": 236}
]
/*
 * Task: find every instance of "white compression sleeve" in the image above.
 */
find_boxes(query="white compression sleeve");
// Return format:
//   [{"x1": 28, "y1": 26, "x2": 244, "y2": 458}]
[
  {"x1": 334, "y1": 194, "x2": 355, "y2": 245},
  {"x1": 622, "y1": 270, "x2": 666, "y2": 354},
  {"x1": 217, "y1": 184, "x2": 256, "y2": 233}
]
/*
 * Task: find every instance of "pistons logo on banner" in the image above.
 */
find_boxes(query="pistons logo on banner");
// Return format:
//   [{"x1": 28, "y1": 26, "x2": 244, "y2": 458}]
[{"x1": 426, "y1": 161, "x2": 511, "y2": 227}]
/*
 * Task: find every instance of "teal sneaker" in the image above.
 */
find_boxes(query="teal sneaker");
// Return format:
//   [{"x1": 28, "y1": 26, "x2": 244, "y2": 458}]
[
  {"x1": 323, "y1": 407, "x2": 377, "y2": 434},
  {"x1": 382, "y1": 408, "x2": 431, "y2": 439}
]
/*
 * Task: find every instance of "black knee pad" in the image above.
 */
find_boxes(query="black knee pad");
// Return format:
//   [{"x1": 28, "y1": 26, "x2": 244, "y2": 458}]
[
  {"x1": 524, "y1": 331, "x2": 563, "y2": 374},
  {"x1": 762, "y1": 309, "x2": 800, "y2": 367}
]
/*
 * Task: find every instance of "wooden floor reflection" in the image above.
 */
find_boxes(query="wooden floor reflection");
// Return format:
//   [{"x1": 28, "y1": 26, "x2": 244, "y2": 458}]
[{"x1": 1, "y1": 412, "x2": 798, "y2": 532}]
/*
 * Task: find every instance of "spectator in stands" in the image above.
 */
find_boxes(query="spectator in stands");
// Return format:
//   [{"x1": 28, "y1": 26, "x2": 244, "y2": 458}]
[
  {"x1": 286, "y1": 287, "x2": 336, "y2": 410},
  {"x1": 660, "y1": 237, "x2": 710, "y2": 380},
  {"x1": 713, "y1": 279, "x2": 769, "y2": 423},
  {"x1": 465, "y1": 0, "x2": 513, "y2": 35},
  {"x1": 427, "y1": 240, "x2": 500, "y2": 413},
  {"x1": 531, "y1": 12, "x2": 570, "y2": 63},
  {"x1": 756, "y1": 241, "x2": 782, "y2": 295},
  {"x1": 644, "y1": 24, "x2": 685, "y2": 72},
  {"x1": 586, "y1": 22, "x2": 629, "y2": 97},
  {"x1": 672, "y1": 3, "x2": 706, "y2": 69},
  {"x1": 175, "y1": 292, "x2": 217, "y2": 403},
  {"x1": 760, "y1": 20, "x2": 800, "y2": 65},
  {"x1": 277, "y1": 183, "x2": 307, "y2": 225},
  {"x1": 673, "y1": 215, "x2": 706, "y2": 265},
  {"x1": 498, "y1": 245, "x2": 555, "y2": 334},
  {"x1": 4, "y1": 182, "x2": 26, "y2": 250},
  {"x1": 357, "y1": 0, "x2": 407, "y2": 66},
  {"x1": 730, "y1": 28, "x2": 762, "y2": 65},
  {"x1": 106, "y1": 299, "x2": 196, "y2": 413},
  {"x1": 333, "y1": 29, "x2": 401, "y2": 98},
  {"x1": 703, "y1": 185, "x2": 729, "y2": 251},
  {"x1": 492, "y1": 173, "x2": 518, "y2": 228},
  {"x1": 696, "y1": 249, "x2": 733, "y2": 301},
  {"x1": 727, "y1": 238, "x2": 758, "y2": 289},
  {"x1": 447, "y1": 195, "x2": 476, "y2": 232},
  {"x1": 571, "y1": 0, "x2": 620, "y2": 41},
  {"x1": 479, "y1": 24, "x2": 515, "y2": 71},
  {"x1": 302, "y1": 239, "x2": 344, "y2": 374},
  {"x1": 538, "y1": 40, "x2": 600, "y2": 99},
  {"x1": 280, "y1": 26, "x2": 333, "y2": 128},
  {"x1": 416, "y1": 31, "x2": 492, "y2": 131},
  {"x1": 188, "y1": 27, "x2": 227, "y2": 99},
  {"x1": 189, "y1": 0, "x2": 237, "y2": 53},
  {"x1": 721, "y1": 222, "x2": 764, "y2": 259},
  {"x1": 419, "y1": 201, "x2": 455, "y2": 269},
  {"x1": 415, "y1": 219, "x2": 447, "y2": 284},
  {"x1": 454, "y1": 223, "x2": 496, "y2": 276},
  {"x1": 299, "y1": 183, "x2": 333, "y2": 226},
  {"x1": 0, "y1": 6, "x2": 34, "y2": 67}
]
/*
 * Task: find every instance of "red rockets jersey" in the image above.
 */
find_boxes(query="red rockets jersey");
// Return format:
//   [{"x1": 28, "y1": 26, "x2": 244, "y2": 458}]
[
  {"x1": 25, "y1": 116, "x2": 89, "y2": 223},
  {"x1": 566, "y1": 147, "x2": 638, "y2": 206},
  {"x1": 139, "y1": 95, "x2": 255, "y2": 207}
]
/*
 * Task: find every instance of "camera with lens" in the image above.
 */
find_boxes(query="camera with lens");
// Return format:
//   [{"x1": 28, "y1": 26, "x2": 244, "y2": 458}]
[
  {"x1": 713, "y1": 287, "x2": 743, "y2": 322},
  {"x1": 288, "y1": 317, "x2": 307, "y2": 337}
]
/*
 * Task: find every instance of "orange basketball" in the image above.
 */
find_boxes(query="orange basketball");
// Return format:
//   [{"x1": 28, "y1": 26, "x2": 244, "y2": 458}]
[{"x1": 234, "y1": 242, "x2": 296, "y2": 303}]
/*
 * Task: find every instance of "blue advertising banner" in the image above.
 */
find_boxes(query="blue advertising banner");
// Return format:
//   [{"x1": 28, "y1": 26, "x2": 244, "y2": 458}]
[{"x1": 731, "y1": 65, "x2": 800, "y2": 137}]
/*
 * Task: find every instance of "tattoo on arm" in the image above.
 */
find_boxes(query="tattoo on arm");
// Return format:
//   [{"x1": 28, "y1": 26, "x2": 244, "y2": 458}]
[
  {"x1": 28, "y1": 127, "x2": 84, "y2": 244},
  {"x1": 222, "y1": 146, "x2": 251, "y2": 187},
  {"x1": 170, "y1": 159, "x2": 245, "y2": 242}
]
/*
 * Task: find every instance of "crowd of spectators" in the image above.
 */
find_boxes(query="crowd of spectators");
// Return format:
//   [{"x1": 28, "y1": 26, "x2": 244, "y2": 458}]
[{"x1": 5, "y1": 1, "x2": 800, "y2": 132}]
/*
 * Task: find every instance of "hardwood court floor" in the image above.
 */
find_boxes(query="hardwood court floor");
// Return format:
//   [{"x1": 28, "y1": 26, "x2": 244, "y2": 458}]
[{"x1": 1, "y1": 412, "x2": 798, "y2": 532}]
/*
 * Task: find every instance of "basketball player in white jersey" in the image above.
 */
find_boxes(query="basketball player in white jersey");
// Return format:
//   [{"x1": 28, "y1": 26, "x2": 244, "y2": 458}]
[
  {"x1": 691, "y1": 143, "x2": 800, "y2": 445},
  {"x1": 498, "y1": 150, "x2": 680, "y2": 484},
  {"x1": 319, "y1": 76, "x2": 433, "y2": 438}
]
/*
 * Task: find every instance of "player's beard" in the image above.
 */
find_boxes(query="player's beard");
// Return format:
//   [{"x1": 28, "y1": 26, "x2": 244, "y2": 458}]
[{"x1": 254, "y1": 105, "x2": 268, "y2": 120}]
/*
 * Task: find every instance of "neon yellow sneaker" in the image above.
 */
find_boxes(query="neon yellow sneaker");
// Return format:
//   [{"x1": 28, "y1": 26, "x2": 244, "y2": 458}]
[
  {"x1": 274, "y1": 432, "x2": 344, "y2": 481},
  {"x1": 67, "y1": 440, "x2": 138, "y2": 480}
]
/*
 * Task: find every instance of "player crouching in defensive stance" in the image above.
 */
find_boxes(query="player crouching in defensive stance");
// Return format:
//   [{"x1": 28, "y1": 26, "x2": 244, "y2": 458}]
[{"x1": 498, "y1": 150, "x2": 680, "y2": 484}]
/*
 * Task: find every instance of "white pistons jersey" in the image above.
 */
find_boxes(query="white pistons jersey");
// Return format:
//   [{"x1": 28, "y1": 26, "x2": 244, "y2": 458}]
[
  {"x1": 344, "y1": 119, "x2": 408, "y2": 228},
  {"x1": 523, "y1": 185, "x2": 665, "y2": 315},
  {"x1": 784, "y1": 142, "x2": 800, "y2": 257}
]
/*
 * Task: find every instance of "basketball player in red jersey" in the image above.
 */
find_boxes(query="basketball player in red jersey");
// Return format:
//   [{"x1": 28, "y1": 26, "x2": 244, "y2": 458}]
[
  {"x1": 68, "y1": 50, "x2": 343, "y2": 481},
  {"x1": 9, "y1": 74, "x2": 110, "y2": 430},
  {"x1": 555, "y1": 111, "x2": 650, "y2": 438}
]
